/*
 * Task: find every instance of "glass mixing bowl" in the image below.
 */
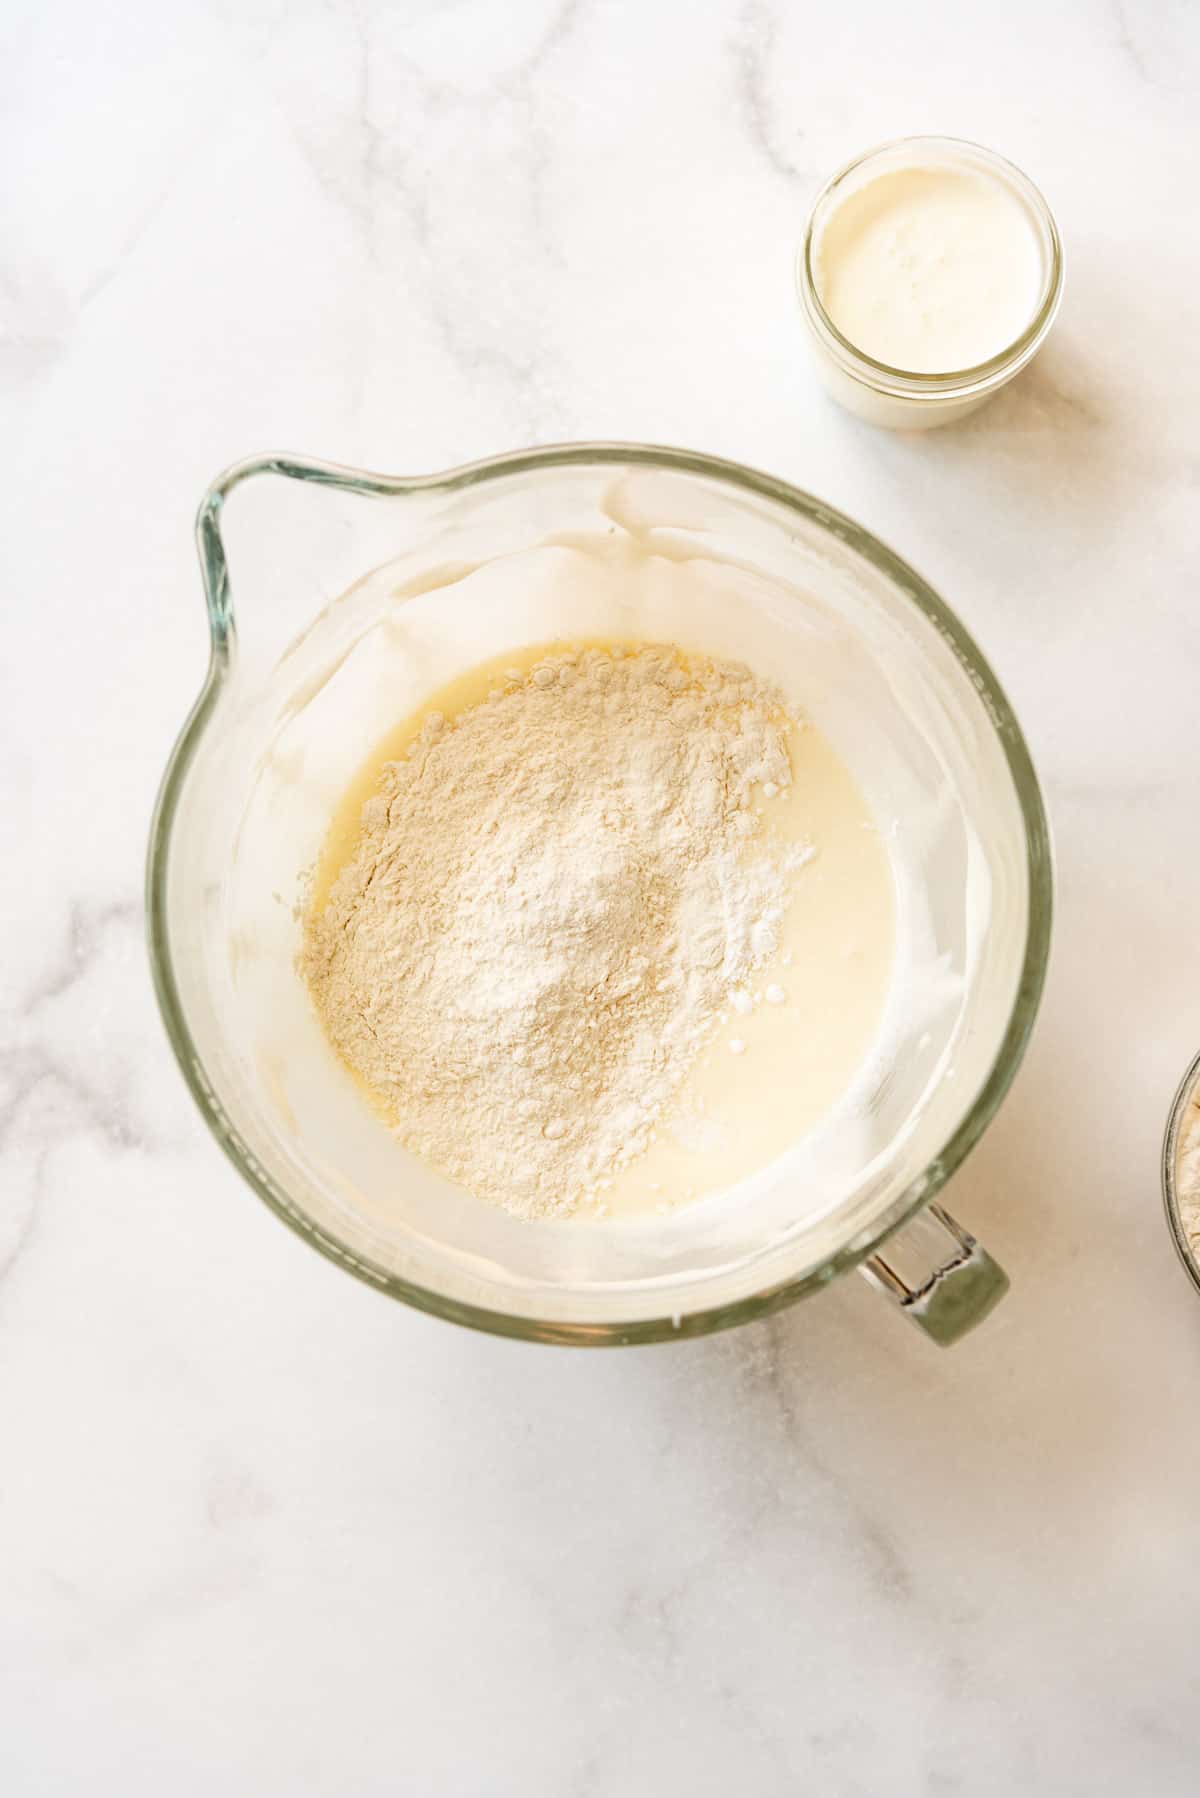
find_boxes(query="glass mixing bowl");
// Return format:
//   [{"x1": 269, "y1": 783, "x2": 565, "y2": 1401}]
[{"x1": 147, "y1": 445, "x2": 1052, "y2": 1347}]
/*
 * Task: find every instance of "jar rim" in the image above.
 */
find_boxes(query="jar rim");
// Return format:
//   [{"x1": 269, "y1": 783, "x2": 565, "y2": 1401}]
[{"x1": 797, "y1": 134, "x2": 1064, "y2": 400}]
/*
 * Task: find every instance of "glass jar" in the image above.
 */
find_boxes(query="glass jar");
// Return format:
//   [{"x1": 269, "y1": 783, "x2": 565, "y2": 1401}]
[
  {"x1": 148, "y1": 445, "x2": 1053, "y2": 1347},
  {"x1": 797, "y1": 136, "x2": 1064, "y2": 431}
]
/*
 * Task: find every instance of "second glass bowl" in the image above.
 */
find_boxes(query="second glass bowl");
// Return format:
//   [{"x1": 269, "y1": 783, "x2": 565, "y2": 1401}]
[
  {"x1": 1163, "y1": 1048, "x2": 1200, "y2": 1299},
  {"x1": 796, "y1": 135, "x2": 1064, "y2": 430}
]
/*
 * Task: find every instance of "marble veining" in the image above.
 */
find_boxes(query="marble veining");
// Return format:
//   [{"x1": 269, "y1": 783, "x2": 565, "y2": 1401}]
[
  {"x1": 732, "y1": 2, "x2": 811, "y2": 182},
  {"x1": 4, "y1": 1, "x2": 1200, "y2": 1792}
]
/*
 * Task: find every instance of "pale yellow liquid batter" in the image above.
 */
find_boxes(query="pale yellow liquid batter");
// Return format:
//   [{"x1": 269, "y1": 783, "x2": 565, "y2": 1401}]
[{"x1": 309, "y1": 641, "x2": 896, "y2": 1221}]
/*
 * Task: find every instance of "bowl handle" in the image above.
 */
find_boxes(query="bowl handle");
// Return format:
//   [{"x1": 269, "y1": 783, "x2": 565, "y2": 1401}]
[{"x1": 858, "y1": 1202, "x2": 1008, "y2": 1346}]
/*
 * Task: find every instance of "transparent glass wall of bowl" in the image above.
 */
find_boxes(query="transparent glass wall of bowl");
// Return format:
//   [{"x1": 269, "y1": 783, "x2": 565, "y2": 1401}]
[{"x1": 153, "y1": 451, "x2": 1049, "y2": 1338}]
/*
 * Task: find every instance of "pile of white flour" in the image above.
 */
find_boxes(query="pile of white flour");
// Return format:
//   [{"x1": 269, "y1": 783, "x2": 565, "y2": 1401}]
[{"x1": 302, "y1": 644, "x2": 810, "y2": 1218}]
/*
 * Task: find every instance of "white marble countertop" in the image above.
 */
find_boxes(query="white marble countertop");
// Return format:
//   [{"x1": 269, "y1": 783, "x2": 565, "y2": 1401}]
[{"x1": 5, "y1": 1, "x2": 1200, "y2": 1791}]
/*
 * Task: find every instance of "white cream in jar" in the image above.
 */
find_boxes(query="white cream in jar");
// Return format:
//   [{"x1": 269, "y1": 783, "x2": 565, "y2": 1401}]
[{"x1": 799, "y1": 137, "x2": 1062, "y2": 429}]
